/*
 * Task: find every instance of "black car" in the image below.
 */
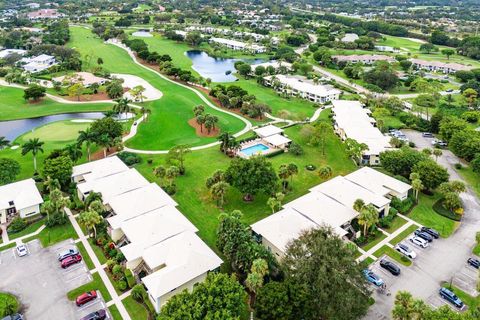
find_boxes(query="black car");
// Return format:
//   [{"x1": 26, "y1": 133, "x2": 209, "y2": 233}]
[
  {"x1": 420, "y1": 227, "x2": 439, "y2": 239},
  {"x1": 1, "y1": 314, "x2": 23, "y2": 320},
  {"x1": 414, "y1": 229, "x2": 433, "y2": 242},
  {"x1": 467, "y1": 258, "x2": 480, "y2": 269},
  {"x1": 439, "y1": 287, "x2": 464, "y2": 309},
  {"x1": 380, "y1": 260, "x2": 401, "y2": 276},
  {"x1": 80, "y1": 309, "x2": 107, "y2": 320}
]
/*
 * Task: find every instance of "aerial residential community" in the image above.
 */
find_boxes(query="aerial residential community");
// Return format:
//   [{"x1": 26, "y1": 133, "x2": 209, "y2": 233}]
[{"x1": 0, "y1": 0, "x2": 480, "y2": 320}]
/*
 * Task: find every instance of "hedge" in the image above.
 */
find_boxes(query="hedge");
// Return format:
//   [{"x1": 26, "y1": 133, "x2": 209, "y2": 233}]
[{"x1": 432, "y1": 199, "x2": 463, "y2": 221}]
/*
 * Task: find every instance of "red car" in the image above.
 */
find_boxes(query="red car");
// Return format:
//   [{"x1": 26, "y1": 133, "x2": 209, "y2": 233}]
[
  {"x1": 76, "y1": 291, "x2": 97, "y2": 307},
  {"x1": 61, "y1": 254, "x2": 82, "y2": 269}
]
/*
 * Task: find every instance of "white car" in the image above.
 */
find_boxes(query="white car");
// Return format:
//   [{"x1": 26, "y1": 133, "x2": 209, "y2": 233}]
[
  {"x1": 395, "y1": 243, "x2": 417, "y2": 259},
  {"x1": 409, "y1": 236, "x2": 429, "y2": 248},
  {"x1": 16, "y1": 244, "x2": 28, "y2": 257}
]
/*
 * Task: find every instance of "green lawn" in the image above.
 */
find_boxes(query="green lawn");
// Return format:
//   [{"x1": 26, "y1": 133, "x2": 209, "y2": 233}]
[
  {"x1": 457, "y1": 166, "x2": 480, "y2": 199},
  {"x1": 24, "y1": 220, "x2": 78, "y2": 247},
  {"x1": 77, "y1": 242, "x2": 95, "y2": 270},
  {"x1": 473, "y1": 243, "x2": 480, "y2": 256},
  {"x1": 8, "y1": 218, "x2": 44, "y2": 240},
  {"x1": 0, "y1": 86, "x2": 112, "y2": 121},
  {"x1": 360, "y1": 233, "x2": 387, "y2": 251},
  {"x1": 383, "y1": 215, "x2": 408, "y2": 234},
  {"x1": 389, "y1": 225, "x2": 418, "y2": 245},
  {"x1": 0, "y1": 292, "x2": 20, "y2": 316},
  {"x1": 408, "y1": 193, "x2": 459, "y2": 237},
  {"x1": 108, "y1": 305, "x2": 123, "y2": 320},
  {"x1": 68, "y1": 26, "x2": 247, "y2": 150},
  {"x1": 0, "y1": 242, "x2": 16, "y2": 252},
  {"x1": 122, "y1": 296, "x2": 149, "y2": 320},
  {"x1": 67, "y1": 272, "x2": 112, "y2": 302},
  {"x1": 134, "y1": 110, "x2": 356, "y2": 250},
  {"x1": 373, "y1": 245, "x2": 412, "y2": 266},
  {"x1": 105, "y1": 268, "x2": 123, "y2": 295}
]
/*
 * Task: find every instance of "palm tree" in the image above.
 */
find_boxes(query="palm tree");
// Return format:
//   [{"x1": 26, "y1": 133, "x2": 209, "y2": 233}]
[
  {"x1": 114, "y1": 97, "x2": 131, "y2": 119},
  {"x1": 267, "y1": 196, "x2": 279, "y2": 214},
  {"x1": 77, "y1": 128, "x2": 97, "y2": 162},
  {"x1": 96, "y1": 134, "x2": 112, "y2": 158},
  {"x1": 154, "y1": 165, "x2": 166, "y2": 185},
  {"x1": 353, "y1": 198, "x2": 365, "y2": 213},
  {"x1": 0, "y1": 136, "x2": 10, "y2": 149},
  {"x1": 43, "y1": 176, "x2": 60, "y2": 193},
  {"x1": 210, "y1": 181, "x2": 229, "y2": 208},
  {"x1": 218, "y1": 132, "x2": 232, "y2": 154},
  {"x1": 358, "y1": 204, "x2": 378, "y2": 236},
  {"x1": 64, "y1": 143, "x2": 83, "y2": 163},
  {"x1": 21, "y1": 138, "x2": 44, "y2": 172},
  {"x1": 318, "y1": 165, "x2": 333, "y2": 180},
  {"x1": 287, "y1": 163, "x2": 298, "y2": 187},
  {"x1": 78, "y1": 210, "x2": 103, "y2": 238},
  {"x1": 411, "y1": 179, "x2": 423, "y2": 203},
  {"x1": 165, "y1": 166, "x2": 180, "y2": 187},
  {"x1": 140, "y1": 107, "x2": 151, "y2": 122},
  {"x1": 433, "y1": 148, "x2": 442, "y2": 162},
  {"x1": 278, "y1": 164, "x2": 290, "y2": 192}
]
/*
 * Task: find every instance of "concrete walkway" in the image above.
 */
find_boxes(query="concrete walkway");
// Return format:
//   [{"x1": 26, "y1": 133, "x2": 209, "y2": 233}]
[{"x1": 65, "y1": 207, "x2": 132, "y2": 320}]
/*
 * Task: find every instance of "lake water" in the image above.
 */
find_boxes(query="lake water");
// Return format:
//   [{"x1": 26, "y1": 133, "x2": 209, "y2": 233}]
[
  {"x1": 185, "y1": 50, "x2": 265, "y2": 82},
  {"x1": 0, "y1": 112, "x2": 105, "y2": 142}
]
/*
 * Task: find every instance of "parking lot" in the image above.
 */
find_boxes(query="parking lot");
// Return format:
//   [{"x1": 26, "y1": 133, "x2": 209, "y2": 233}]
[{"x1": 0, "y1": 239, "x2": 110, "y2": 320}]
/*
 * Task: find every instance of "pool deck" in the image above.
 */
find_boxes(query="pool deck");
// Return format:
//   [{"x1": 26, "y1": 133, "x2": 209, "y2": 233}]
[{"x1": 237, "y1": 139, "x2": 280, "y2": 158}]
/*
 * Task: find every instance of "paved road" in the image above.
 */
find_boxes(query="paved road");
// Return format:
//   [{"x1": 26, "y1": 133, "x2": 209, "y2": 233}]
[{"x1": 366, "y1": 130, "x2": 480, "y2": 319}]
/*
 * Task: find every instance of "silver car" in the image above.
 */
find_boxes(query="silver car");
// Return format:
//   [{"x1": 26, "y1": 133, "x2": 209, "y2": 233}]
[
  {"x1": 57, "y1": 247, "x2": 79, "y2": 261},
  {"x1": 395, "y1": 243, "x2": 417, "y2": 259},
  {"x1": 409, "y1": 236, "x2": 429, "y2": 248}
]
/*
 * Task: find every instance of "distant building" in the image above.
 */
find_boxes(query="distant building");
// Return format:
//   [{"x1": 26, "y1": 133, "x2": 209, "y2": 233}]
[
  {"x1": 27, "y1": 9, "x2": 62, "y2": 20},
  {"x1": 341, "y1": 33, "x2": 359, "y2": 43},
  {"x1": 251, "y1": 61, "x2": 292, "y2": 73},
  {"x1": 209, "y1": 37, "x2": 266, "y2": 53},
  {"x1": 0, "y1": 179, "x2": 43, "y2": 224},
  {"x1": 332, "y1": 54, "x2": 395, "y2": 65},
  {"x1": 263, "y1": 74, "x2": 341, "y2": 104},
  {"x1": 410, "y1": 58, "x2": 473, "y2": 74},
  {"x1": 0, "y1": 49, "x2": 27, "y2": 59},
  {"x1": 21, "y1": 54, "x2": 57, "y2": 73}
]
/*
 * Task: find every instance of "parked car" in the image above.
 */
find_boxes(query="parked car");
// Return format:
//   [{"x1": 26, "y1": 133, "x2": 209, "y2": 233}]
[
  {"x1": 395, "y1": 243, "x2": 417, "y2": 259},
  {"x1": 431, "y1": 139, "x2": 447, "y2": 147},
  {"x1": 414, "y1": 229, "x2": 433, "y2": 242},
  {"x1": 61, "y1": 254, "x2": 82, "y2": 269},
  {"x1": 467, "y1": 257, "x2": 480, "y2": 269},
  {"x1": 16, "y1": 244, "x2": 28, "y2": 257},
  {"x1": 362, "y1": 269, "x2": 384, "y2": 286},
  {"x1": 80, "y1": 309, "x2": 107, "y2": 320},
  {"x1": 1, "y1": 314, "x2": 23, "y2": 320},
  {"x1": 439, "y1": 287, "x2": 464, "y2": 309},
  {"x1": 409, "y1": 236, "x2": 429, "y2": 248},
  {"x1": 76, "y1": 291, "x2": 97, "y2": 307},
  {"x1": 57, "y1": 247, "x2": 79, "y2": 261},
  {"x1": 420, "y1": 227, "x2": 439, "y2": 239},
  {"x1": 379, "y1": 260, "x2": 401, "y2": 276},
  {"x1": 422, "y1": 132, "x2": 433, "y2": 138}
]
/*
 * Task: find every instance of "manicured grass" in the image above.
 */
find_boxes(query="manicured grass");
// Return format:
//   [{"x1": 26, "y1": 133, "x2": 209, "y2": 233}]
[
  {"x1": 0, "y1": 86, "x2": 112, "y2": 121},
  {"x1": 68, "y1": 26, "x2": 246, "y2": 150},
  {"x1": 134, "y1": 110, "x2": 356, "y2": 249},
  {"x1": 108, "y1": 305, "x2": 123, "y2": 320},
  {"x1": 383, "y1": 215, "x2": 408, "y2": 234},
  {"x1": 373, "y1": 245, "x2": 412, "y2": 266},
  {"x1": 88, "y1": 238, "x2": 108, "y2": 264},
  {"x1": 77, "y1": 242, "x2": 95, "y2": 270},
  {"x1": 363, "y1": 257, "x2": 375, "y2": 266},
  {"x1": 457, "y1": 165, "x2": 480, "y2": 199},
  {"x1": 20, "y1": 120, "x2": 92, "y2": 142},
  {"x1": 409, "y1": 193, "x2": 459, "y2": 238},
  {"x1": 473, "y1": 243, "x2": 480, "y2": 256},
  {"x1": 104, "y1": 268, "x2": 123, "y2": 295},
  {"x1": 389, "y1": 225, "x2": 418, "y2": 245},
  {"x1": 24, "y1": 220, "x2": 78, "y2": 247},
  {"x1": 122, "y1": 296, "x2": 149, "y2": 320},
  {"x1": 0, "y1": 292, "x2": 20, "y2": 316},
  {"x1": 67, "y1": 272, "x2": 112, "y2": 303},
  {"x1": 0, "y1": 242, "x2": 16, "y2": 252},
  {"x1": 8, "y1": 218, "x2": 44, "y2": 240},
  {"x1": 220, "y1": 78, "x2": 319, "y2": 120},
  {"x1": 360, "y1": 233, "x2": 387, "y2": 251}
]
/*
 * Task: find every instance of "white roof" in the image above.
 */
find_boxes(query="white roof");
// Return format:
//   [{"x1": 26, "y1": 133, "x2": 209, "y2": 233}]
[
  {"x1": 119, "y1": 206, "x2": 198, "y2": 262},
  {"x1": 0, "y1": 178, "x2": 43, "y2": 210},
  {"x1": 310, "y1": 176, "x2": 390, "y2": 209},
  {"x1": 265, "y1": 74, "x2": 341, "y2": 97},
  {"x1": 77, "y1": 169, "x2": 149, "y2": 204},
  {"x1": 263, "y1": 134, "x2": 291, "y2": 146},
  {"x1": 141, "y1": 231, "x2": 222, "y2": 299},
  {"x1": 332, "y1": 100, "x2": 391, "y2": 155},
  {"x1": 32, "y1": 54, "x2": 54, "y2": 62},
  {"x1": 253, "y1": 61, "x2": 292, "y2": 70},
  {"x1": 341, "y1": 33, "x2": 359, "y2": 42},
  {"x1": 345, "y1": 167, "x2": 411, "y2": 197},
  {"x1": 251, "y1": 207, "x2": 318, "y2": 252},
  {"x1": 254, "y1": 125, "x2": 283, "y2": 138},
  {"x1": 107, "y1": 183, "x2": 178, "y2": 229},
  {"x1": 72, "y1": 156, "x2": 129, "y2": 182},
  {"x1": 410, "y1": 58, "x2": 472, "y2": 71},
  {"x1": 0, "y1": 49, "x2": 27, "y2": 58}
]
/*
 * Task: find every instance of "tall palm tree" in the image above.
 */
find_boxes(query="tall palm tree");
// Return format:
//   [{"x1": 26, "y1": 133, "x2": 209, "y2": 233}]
[
  {"x1": 64, "y1": 143, "x2": 83, "y2": 163},
  {"x1": 96, "y1": 134, "x2": 112, "y2": 158},
  {"x1": 21, "y1": 138, "x2": 44, "y2": 172},
  {"x1": 78, "y1": 210, "x2": 103, "y2": 238},
  {"x1": 218, "y1": 132, "x2": 232, "y2": 154},
  {"x1": 43, "y1": 176, "x2": 60, "y2": 194},
  {"x1": 287, "y1": 163, "x2": 298, "y2": 186},
  {"x1": 0, "y1": 136, "x2": 10, "y2": 149},
  {"x1": 77, "y1": 128, "x2": 97, "y2": 162},
  {"x1": 114, "y1": 97, "x2": 131, "y2": 119},
  {"x1": 353, "y1": 198, "x2": 365, "y2": 213},
  {"x1": 318, "y1": 165, "x2": 333, "y2": 180},
  {"x1": 358, "y1": 204, "x2": 378, "y2": 236},
  {"x1": 411, "y1": 179, "x2": 424, "y2": 203},
  {"x1": 210, "y1": 181, "x2": 229, "y2": 208}
]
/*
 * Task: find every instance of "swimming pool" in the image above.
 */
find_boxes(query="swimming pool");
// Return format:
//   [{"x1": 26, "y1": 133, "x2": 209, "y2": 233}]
[{"x1": 240, "y1": 143, "x2": 270, "y2": 156}]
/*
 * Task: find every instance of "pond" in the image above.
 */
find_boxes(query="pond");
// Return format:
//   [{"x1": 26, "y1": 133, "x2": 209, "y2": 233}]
[
  {"x1": 0, "y1": 112, "x2": 105, "y2": 142},
  {"x1": 185, "y1": 50, "x2": 265, "y2": 82}
]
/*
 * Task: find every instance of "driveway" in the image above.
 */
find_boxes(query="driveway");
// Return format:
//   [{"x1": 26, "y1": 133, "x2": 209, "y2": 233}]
[
  {"x1": 0, "y1": 239, "x2": 108, "y2": 320},
  {"x1": 366, "y1": 130, "x2": 480, "y2": 318}
]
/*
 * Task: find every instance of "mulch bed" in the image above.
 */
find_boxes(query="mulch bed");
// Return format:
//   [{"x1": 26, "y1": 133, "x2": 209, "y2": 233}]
[{"x1": 188, "y1": 118, "x2": 219, "y2": 137}]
